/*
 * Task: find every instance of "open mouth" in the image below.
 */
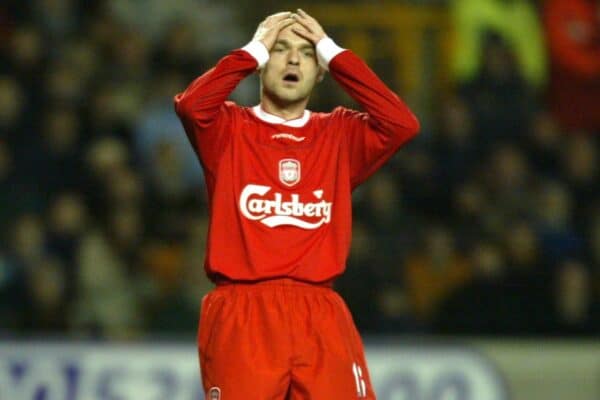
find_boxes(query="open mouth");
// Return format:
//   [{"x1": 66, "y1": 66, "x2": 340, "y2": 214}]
[{"x1": 282, "y1": 73, "x2": 300, "y2": 83}]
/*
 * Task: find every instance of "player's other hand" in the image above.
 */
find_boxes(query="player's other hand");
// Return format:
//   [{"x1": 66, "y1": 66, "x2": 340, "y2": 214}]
[
  {"x1": 253, "y1": 12, "x2": 296, "y2": 50},
  {"x1": 291, "y1": 9, "x2": 327, "y2": 45}
]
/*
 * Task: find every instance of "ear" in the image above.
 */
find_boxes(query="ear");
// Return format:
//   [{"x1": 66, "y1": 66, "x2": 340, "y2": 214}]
[{"x1": 317, "y1": 67, "x2": 326, "y2": 83}]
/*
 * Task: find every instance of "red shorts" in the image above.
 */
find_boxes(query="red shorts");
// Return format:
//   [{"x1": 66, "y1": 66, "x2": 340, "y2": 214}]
[{"x1": 197, "y1": 278, "x2": 376, "y2": 399}]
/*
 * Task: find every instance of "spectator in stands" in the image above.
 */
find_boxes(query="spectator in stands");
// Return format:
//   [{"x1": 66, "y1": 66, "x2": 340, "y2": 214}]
[
  {"x1": 23, "y1": 256, "x2": 69, "y2": 333},
  {"x1": 525, "y1": 111, "x2": 563, "y2": 176},
  {"x1": 452, "y1": 180, "x2": 489, "y2": 239},
  {"x1": 144, "y1": 140, "x2": 200, "y2": 239},
  {"x1": 83, "y1": 85, "x2": 134, "y2": 144},
  {"x1": 394, "y1": 143, "x2": 438, "y2": 216},
  {"x1": 133, "y1": 71, "x2": 204, "y2": 205},
  {"x1": 83, "y1": 137, "x2": 130, "y2": 220},
  {"x1": 43, "y1": 58, "x2": 88, "y2": 107},
  {"x1": 0, "y1": 75, "x2": 25, "y2": 144},
  {"x1": 343, "y1": 172, "x2": 417, "y2": 333},
  {"x1": 551, "y1": 260, "x2": 598, "y2": 335},
  {"x1": 359, "y1": 172, "x2": 405, "y2": 239},
  {"x1": 534, "y1": 180, "x2": 583, "y2": 262},
  {"x1": 336, "y1": 221, "x2": 384, "y2": 332},
  {"x1": 0, "y1": 142, "x2": 21, "y2": 230},
  {"x1": 483, "y1": 144, "x2": 534, "y2": 235},
  {"x1": 142, "y1": 213, "x2": 211, "y2": 333},
  {"x1": 151, "y1": 23, "x2": 207, "y2": 77},
  {"x1": 504, "y1": 220, "x2": 543, "y2": 272},
  {"x1": 33, "y1": 106, "x2": 85, "y2": 196},
  {"x1": 31, "y1": 0, "x2": 79, "y2": 40},
  {"x1": 1, "y1": 24, "x2": 47, "y2": 100},
  {"x1": 433, "y1": 96, "x2": 478, "y2": 182},
  {"x1": 451, "y1": 0, "x2": 547, "y2": 89},
  {"x1": 72, "y1": 205, "x2": 145, "y2": 339},
  {"x1": 375, "y1": 283, "x2": 419, "y2": 333},
  {"x1": 10, "y1": 213, "x2": 47, "y2": 269},
  {"x1": 436, "y1": 241, "x2": 512, "y2": 334},
  {"x1": 105, "y1": 203, "x2": 145, "y2": 270},
  {"x1": 46, "y1": 192, "x2": 88, "y2": 302},
  {"x1": 0, "y1": 252, "x2": 27, "y2": 334},
  {"x1": 404, "y1": 225, "x2": 472, "y2": 324},
  {"x1": 543, "y1": 0, "x2": 600, "y2": 131},
  {"x1": 7, "y1": 213, "x2": 71, "y2": 334},
  {"x1": 586, "y1": 210, "x2": 600, "y2": 267},
  {"x1": 459, "y1": 33, "x2": 536, "y2": 143},
  {"x1": 501, "y1": 220, "x2": 550, "y2": 334},
  {"x1": 560, "y1": 135, "x2": 599, "y2": 230},
  {"x1": 451, "y1": 0, "x2": 546, "y2": 144},
  {"x1": 59, "y1": 38, "x2": 100, "y2": 86}
]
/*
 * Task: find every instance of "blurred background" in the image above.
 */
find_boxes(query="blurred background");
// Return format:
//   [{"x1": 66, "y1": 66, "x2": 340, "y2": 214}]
[{"x1": 0, "y1": 0, "x2": 599, "y2": 399}]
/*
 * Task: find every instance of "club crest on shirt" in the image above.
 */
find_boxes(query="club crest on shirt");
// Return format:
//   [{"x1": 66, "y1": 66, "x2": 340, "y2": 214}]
[
  {"x1": 279, "y1": 158, "x2": 301, "y2": 186},
  {"x1": 208, "y1": 387, "x2": 221, "y2": 400}
]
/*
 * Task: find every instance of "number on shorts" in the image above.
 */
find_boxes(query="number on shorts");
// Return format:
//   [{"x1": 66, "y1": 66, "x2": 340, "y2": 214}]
[{"x1": 352, "y1": 362, "x2": 367, "y2": 398}]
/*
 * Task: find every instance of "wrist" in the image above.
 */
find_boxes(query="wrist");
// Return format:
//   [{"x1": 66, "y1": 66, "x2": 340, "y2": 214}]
[
  {"x1": 242, "y1": 40, "x2": 270, "y2": 69},
  {"x1": 316, "y1": 37, "x2": 345, "y2": 71}
]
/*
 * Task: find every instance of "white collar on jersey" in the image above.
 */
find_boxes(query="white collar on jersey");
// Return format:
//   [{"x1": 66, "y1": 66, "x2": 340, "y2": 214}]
[{"x1": 252, "y1": 105, "x2": 311, "y2": 127}]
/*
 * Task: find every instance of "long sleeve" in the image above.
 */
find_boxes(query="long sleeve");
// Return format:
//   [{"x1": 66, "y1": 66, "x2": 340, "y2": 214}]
[
  {"x1": 173, "y1": 43, "x2": 267, "y2": 174},
  {"x1": 326, "y1": 48, "x2": 420, "y2": 188}
]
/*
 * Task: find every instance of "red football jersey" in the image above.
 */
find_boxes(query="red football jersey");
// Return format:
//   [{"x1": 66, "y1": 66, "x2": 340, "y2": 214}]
[{"x1": 174, "y1": 45, "x2": 419, "y2": 283}]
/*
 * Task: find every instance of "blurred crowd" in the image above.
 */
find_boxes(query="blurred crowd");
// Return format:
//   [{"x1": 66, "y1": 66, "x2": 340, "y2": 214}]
[{"x1": 0, "y1": 0, "x2": 598, "y2": 340}]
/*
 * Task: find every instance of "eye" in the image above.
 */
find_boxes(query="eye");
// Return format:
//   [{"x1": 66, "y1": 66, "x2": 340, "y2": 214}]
[
  {"x1": 272, "y1": 46, "x2": 285, "y2": 53},
  {"x1": 302, "y1": 50, "x2": 315, "y2": 57}
]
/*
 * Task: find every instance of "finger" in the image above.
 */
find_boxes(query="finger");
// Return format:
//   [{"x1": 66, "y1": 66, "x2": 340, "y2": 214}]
[
  {"x1": 291, "y1": 13, "x2": 314, "y2": 32},
  {"x1": 297, "y1": 8, "x2": 316, "y2": 22},
  {"x1": 277, "y1": 17, "x2": 296, "y2": 30},
  {"x1": 292, "y1": 26, "x2": 318, "y2": 43},
  {"x1": 268, "y1": 11, "x2": 292, "y2": 22},
  {"x1": 271, "y1": 11, "x2": 292, "y2": 17},
  {"x1": 263, "y1": 13, "x2": 292, "y2": 32},
  {"x1": 293, "y1": 10, "x2": 310, "y2": 24}
]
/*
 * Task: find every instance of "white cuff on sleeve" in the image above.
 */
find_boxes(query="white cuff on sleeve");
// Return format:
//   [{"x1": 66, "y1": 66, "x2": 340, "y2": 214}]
[
  {"x1": 316, "y1": 37, "x2": 345, "y2": 70},
  {"x1": 242, "y1": 41, "x2": 270, "y2": 69}
]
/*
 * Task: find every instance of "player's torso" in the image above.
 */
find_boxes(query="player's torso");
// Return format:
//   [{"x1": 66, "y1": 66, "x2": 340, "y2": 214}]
[
  {"x1": 206, "y1": 107, "x2": 352, "y2": 281},
  {"x1": 232, "y1": 111, "x2": 341, "y2": 228}
]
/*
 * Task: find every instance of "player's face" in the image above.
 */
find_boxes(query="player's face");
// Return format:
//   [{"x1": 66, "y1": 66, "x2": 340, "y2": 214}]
[{"x1": 260, "y1": 23, "x2": 323, "y2": 106}]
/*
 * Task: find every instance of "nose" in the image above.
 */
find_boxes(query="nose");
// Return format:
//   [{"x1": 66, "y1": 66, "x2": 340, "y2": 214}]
[{"x1": 287, "y1": 49, "x2": 300, "y2": 65}]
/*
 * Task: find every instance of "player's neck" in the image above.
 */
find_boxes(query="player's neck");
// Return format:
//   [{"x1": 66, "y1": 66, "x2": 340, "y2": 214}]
[{"x1": 260, "y1": 97, "x2": 308, "y2": 121}]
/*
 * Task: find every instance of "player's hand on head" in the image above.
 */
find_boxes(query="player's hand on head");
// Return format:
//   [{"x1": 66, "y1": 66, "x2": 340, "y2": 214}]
[
  {"x1": 253, "y1": 12, "x2": 296, "y2": 50},
  {"x1": 291, "y1": 9, "x2": 327, "y2": 45}
]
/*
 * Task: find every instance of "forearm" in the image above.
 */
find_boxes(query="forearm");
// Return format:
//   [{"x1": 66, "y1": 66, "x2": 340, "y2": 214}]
[
  {"x1": 322, "y1": 39, "x2": 420, "y2": 137},
  {"x1": 174, "y1": 42, "x2": 269, "y2": 127}
]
